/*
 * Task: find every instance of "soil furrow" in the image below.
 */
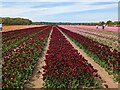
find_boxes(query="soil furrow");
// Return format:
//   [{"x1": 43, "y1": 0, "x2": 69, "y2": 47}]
[{"x1": 24, "y1": 28, "x2": 53, "y2": 88}]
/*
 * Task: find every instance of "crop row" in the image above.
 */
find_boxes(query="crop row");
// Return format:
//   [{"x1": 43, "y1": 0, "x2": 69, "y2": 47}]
[
  {"x1": 77, "y1": 27, "x2": 117, "y2": 40},
  {"x1": 3, "y1": 26, "x2": 45, "y2": 41},
  {"x1": 60, "y1": 26, "x2": 118, "y2": 50},
  {"x1": 2, "y1": 26, "x2": 49, "y2": 53},
  {"x1": 75, "y1": 30, "x2": 118, "y2": 51},
  {"x1": 58, "y1": 26, "x2": 120, "y2": 81},
  {"x1": 2, "y1": 26, "x2": 52, "y2": 89},
  {"x1": 42, "y1": 27, "x2": 101, "y2": 89}
]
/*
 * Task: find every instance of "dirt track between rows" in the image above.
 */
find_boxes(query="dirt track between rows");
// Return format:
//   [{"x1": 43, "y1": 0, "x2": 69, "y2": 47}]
[
  {"x1": 24, "y1": 28, "x2": 53, "y2": 89},
  {"x1": 2, "y1": 25, "x2": 44, "y2": 32}
]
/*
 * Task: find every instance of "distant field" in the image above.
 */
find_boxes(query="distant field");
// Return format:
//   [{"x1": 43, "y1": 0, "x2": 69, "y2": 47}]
[
  {"x1": 59, "y1": 25, "x2": 118, "y2": 50},
  {"x1": 2, "y1": 25, "x2": 44, "y2": 32}
]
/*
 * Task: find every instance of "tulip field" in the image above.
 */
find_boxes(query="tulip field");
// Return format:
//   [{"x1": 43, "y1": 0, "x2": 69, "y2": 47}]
[
  {"x1": 59, "y1": 26, "x2": 120, "y2": 79},
  {"x1": 59, "y1": 25, "x2": 119, "y2": 51},
  {"x1": 43, "y1": 27, "x2": 100, "y2": 88},
  {"x1": 2, "y1": 26, "x2": 52, "y2": 88},
  {"x1": 2, "y1": 25, "x2": 119, "y2": 89}
]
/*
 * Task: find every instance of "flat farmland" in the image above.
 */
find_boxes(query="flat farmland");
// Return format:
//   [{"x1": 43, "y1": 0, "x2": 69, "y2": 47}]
[
  {"x1": 2, "y1": 25, "x2": 119, "y2": 89},
  {"x1": 2, "y1": 25, "x2": 44, "y2": 32}
]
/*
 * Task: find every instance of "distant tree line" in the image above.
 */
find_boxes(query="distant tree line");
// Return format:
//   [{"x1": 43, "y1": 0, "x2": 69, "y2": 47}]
[
  {"x1": 78, "y1": 21, "x2": 120, "y2": 26},
  {"x1": 2, "y1": 17, "x2": 32, "y2": 25},
  {"x1": 33, "y1": 21, "x2": 120, "y2": 26},
  {"x1": 32, "y1": 22, "x2": 81, "y2": 25},
  {"x1": 1, "y1": 17, "x2": 120, "y2": 26},
  {"x1": 105, "y1": 20, "x2": 120, "y2": 26},
  {"x1": 98, "y1": 20, "x2": 120, "y2": 26}
]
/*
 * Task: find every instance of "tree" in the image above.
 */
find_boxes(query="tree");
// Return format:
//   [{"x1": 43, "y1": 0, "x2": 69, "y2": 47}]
[
  {"x1": 106, "y1": 20, "x2": 114, "y2": 26},
  {"x1": 99, "y1": 21, "x2": 105, "y2": 26},
  {"x1": 2, "y1": 17, "x2": 32, "y2": 25}
]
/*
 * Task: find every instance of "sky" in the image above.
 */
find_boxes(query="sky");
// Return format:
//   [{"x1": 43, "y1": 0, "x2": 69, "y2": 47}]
[{"x1": 0, "y1": 0, "x2": 119, "y2": 23}]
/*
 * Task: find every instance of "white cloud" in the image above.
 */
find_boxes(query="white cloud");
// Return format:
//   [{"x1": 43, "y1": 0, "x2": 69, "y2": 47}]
[
  {"x1": 1, "y1": 2, "x2": 117, "y2": 16},
  {"x1": 1, "y1": 0, "x2": 119, "y2": 2},
  {"x1": 0, "y1": 1, "x2": 118, "y2": 22}
]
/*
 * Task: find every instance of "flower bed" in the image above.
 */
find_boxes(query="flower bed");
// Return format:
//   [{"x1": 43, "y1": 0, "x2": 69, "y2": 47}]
[
  {"x1": 2, "y1": 26, "x2": 49, "y2": 53},
  {"x1": 59, "y1": 25, "x2": 118, "y2": 50},
  {"x1": 2, "y1": 26, "x2": 52, "y2": 89},
  {"x1": 58, "y1": 26, "x2": 120, "y2": 82},
  {"x1": 2, "y1": 26, "x2": 48, "y2": 41},
  {"x1": 42, "y1": 27, "x2": 101, "y2": 89}
]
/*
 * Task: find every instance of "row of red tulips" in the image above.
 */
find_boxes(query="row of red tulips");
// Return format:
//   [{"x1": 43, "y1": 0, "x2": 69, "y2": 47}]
[
  {"x1": 2, "y1": 26, "x2": 47, "y2": 42},
  {"x1": 58, "y1": 26, "x2": 120, "y2": 82},
  {"x1": 2, "y1": 26, "x2": 52, "y2": 89},
  {"x1": 2, "y1": 26, "x2": 49, "y2": 53},
  {"x1": 42, "y1": 27, "x2": 101, "y2": 88}
]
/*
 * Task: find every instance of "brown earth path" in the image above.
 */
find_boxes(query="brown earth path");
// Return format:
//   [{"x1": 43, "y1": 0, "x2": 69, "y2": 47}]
[
  {"x1": 24, "y1": 27, "x2": 53, "y2": 89},
  {"x1": 58, "y1": 27, "x2": 118, "y2": 88},
  {"x1": 2, "y1": 25, "x2": 44, "y2": 32}
]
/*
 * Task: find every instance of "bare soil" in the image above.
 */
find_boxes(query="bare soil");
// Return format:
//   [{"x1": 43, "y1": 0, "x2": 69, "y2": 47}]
[
  {"x1": 59, "y1": 29, "x2": 118, "y2": 88},
  {"x1": 24, "y1": 28, "x2": 53, "y2": 89},
  {"x1": 2, "y1": 25, "x2": 44, "y2": 32}
]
